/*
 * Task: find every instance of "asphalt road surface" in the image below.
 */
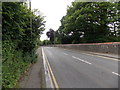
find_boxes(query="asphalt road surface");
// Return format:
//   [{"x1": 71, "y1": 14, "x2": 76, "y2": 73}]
[{"x1": 42, "y1": 47, "x2": 119, "y2": 88}]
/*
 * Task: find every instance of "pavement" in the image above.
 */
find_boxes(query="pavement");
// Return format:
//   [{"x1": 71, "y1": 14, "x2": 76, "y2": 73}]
[
  {"x1": 19, "y1": 47, "x2": 46, "y2": 88},
  {"x1": 42, "y1": 47, "x2": 119, "y2": 88}
]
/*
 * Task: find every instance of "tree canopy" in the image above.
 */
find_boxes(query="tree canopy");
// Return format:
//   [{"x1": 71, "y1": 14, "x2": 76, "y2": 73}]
[
  {"x1": 46, "y1": 28, "x2": 55, "y2": 44},
  {"x1": 55, "y1": 2, "x2": 120, "y2": 44}
]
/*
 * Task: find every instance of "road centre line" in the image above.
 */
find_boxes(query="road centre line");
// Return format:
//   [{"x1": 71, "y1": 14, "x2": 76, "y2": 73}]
[
  {"x1": 64, "y1": 49, "x2": 120, "y2": 78},
  {"x1": 82, "y1": 53, "x2": 119, "y2": 61},
  {"x1": 63, "y1": 48, "x2": 119, "y2": 61},
  {"x1": 72, "y1": 56, "x2": 92, "y2": 65},
  {"x1": 112, "y1": 72, "x2": 120, "y2": 77}
]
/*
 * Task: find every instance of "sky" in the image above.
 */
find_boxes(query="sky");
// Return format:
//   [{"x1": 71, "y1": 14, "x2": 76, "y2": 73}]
[{"x1": 31, "y1": 0, "x2": 74, "y2": 41}]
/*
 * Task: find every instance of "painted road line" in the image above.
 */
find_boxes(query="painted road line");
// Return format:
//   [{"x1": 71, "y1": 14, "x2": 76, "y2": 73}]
[
  {"x1": 45, "y1": 55, "x2": 59, "y2": 89},
  {"x1": 82, "y1": 53, "x2": 119, "y2": 61},
  {"x1": 72, "y1": 56, "x2": 92, "y2": 65},
  {"x1": 112, "y1": 72, "x2": 120, "y2": 77},
  {"x1": 42, "y1": 48, "x2": 54, "y2": 88},
  {"x1": 46, "y1": 63, "x2": 54, "y2": 88},
  {"x1": 63, "y1": 48, "x2": 119, "y2": 61},
  {"x1": 43, "y1": 48, "x2": 59, "y2": 89},
  {"x1": 63, "y1": 52, "x2": 68, "y2": 55}
]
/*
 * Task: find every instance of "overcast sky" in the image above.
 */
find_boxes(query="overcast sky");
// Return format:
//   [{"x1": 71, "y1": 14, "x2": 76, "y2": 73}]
[{"x1": 31, "y1": 0, "x2": 74, "y2": 41}]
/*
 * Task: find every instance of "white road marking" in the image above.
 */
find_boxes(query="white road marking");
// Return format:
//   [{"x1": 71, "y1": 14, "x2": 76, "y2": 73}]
[
  {"x1": 63, "y1": 48, "x2": 119, "y2": 61},
  {"x1": 63, "y1": 53, "x2": 68, "y2": 55},
  {"x1": 72, "y1": 56, "x2": 92, "y2": 65},
  {"x1": 42, "y1": 48, "x2": 54, "y2": 88},
  {"x1": 112, "y1": 72, "x2": 120, "y2": 77},
  {"x1": 79, "y1": 53, "x2": 119, "y2": 61},
  {"x1": 42, "y1": 48, "x2": 59, "y2": 89}
]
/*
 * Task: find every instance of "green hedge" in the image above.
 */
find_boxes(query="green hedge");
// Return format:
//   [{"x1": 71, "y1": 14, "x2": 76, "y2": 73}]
[{"x1": 2, "y1": 2, "x2": 45, "y2": 88}]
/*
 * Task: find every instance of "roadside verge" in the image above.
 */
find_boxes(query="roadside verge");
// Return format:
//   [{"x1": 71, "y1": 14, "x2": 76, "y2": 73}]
[{"x1": 18, "y1": 47, "x2": 46, "y2": 88}]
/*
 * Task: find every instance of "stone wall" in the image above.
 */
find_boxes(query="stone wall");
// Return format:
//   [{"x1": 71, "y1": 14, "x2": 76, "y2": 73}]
[{"x1": 54, "y1": 42, "x2": 120, "y2": 55}]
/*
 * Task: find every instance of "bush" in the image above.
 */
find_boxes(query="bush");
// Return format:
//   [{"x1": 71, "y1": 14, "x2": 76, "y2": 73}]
[{"x1": 2, "y1": 2, "x2": 45, "y2": 88}]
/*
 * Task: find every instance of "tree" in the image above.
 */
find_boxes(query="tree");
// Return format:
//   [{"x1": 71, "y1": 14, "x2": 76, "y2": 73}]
[
  {"x1": 46, "y1": 28, "x2": 55, "y2": 44},
  {"x1": 2, "y1": 2, "x2": 45, "y2": 88},
  {"x1": 56, "y1": 2, "x2": 119, "y2": 44}
]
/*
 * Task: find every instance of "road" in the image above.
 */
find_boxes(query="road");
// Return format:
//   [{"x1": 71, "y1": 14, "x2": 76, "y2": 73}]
[{"x1": 42, "y1": 47, "x2": 119, "y2": 88}]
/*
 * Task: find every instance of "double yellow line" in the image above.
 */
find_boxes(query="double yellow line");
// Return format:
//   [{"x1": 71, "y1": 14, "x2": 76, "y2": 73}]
[{"x1": 42, "y1": 48, "x2": 59, "y2": 90}]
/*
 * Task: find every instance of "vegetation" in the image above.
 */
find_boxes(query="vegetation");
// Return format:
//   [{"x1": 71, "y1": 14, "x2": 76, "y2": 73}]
[
  {"x1": 2, "y1": 2, "x2": 45, "y2": 88},
  {"x1": 2, "y1": 1, "x2": 120, "y2": 88},
  {"x1": 41, "y1": 40, "x2": 51, "y2": 46},
  {"x1": 46, "y1": 28, "x2": 55, "y2": 44},
  {"x1": 54, "y1": 2, "x2": 120, "y2": 44}
]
